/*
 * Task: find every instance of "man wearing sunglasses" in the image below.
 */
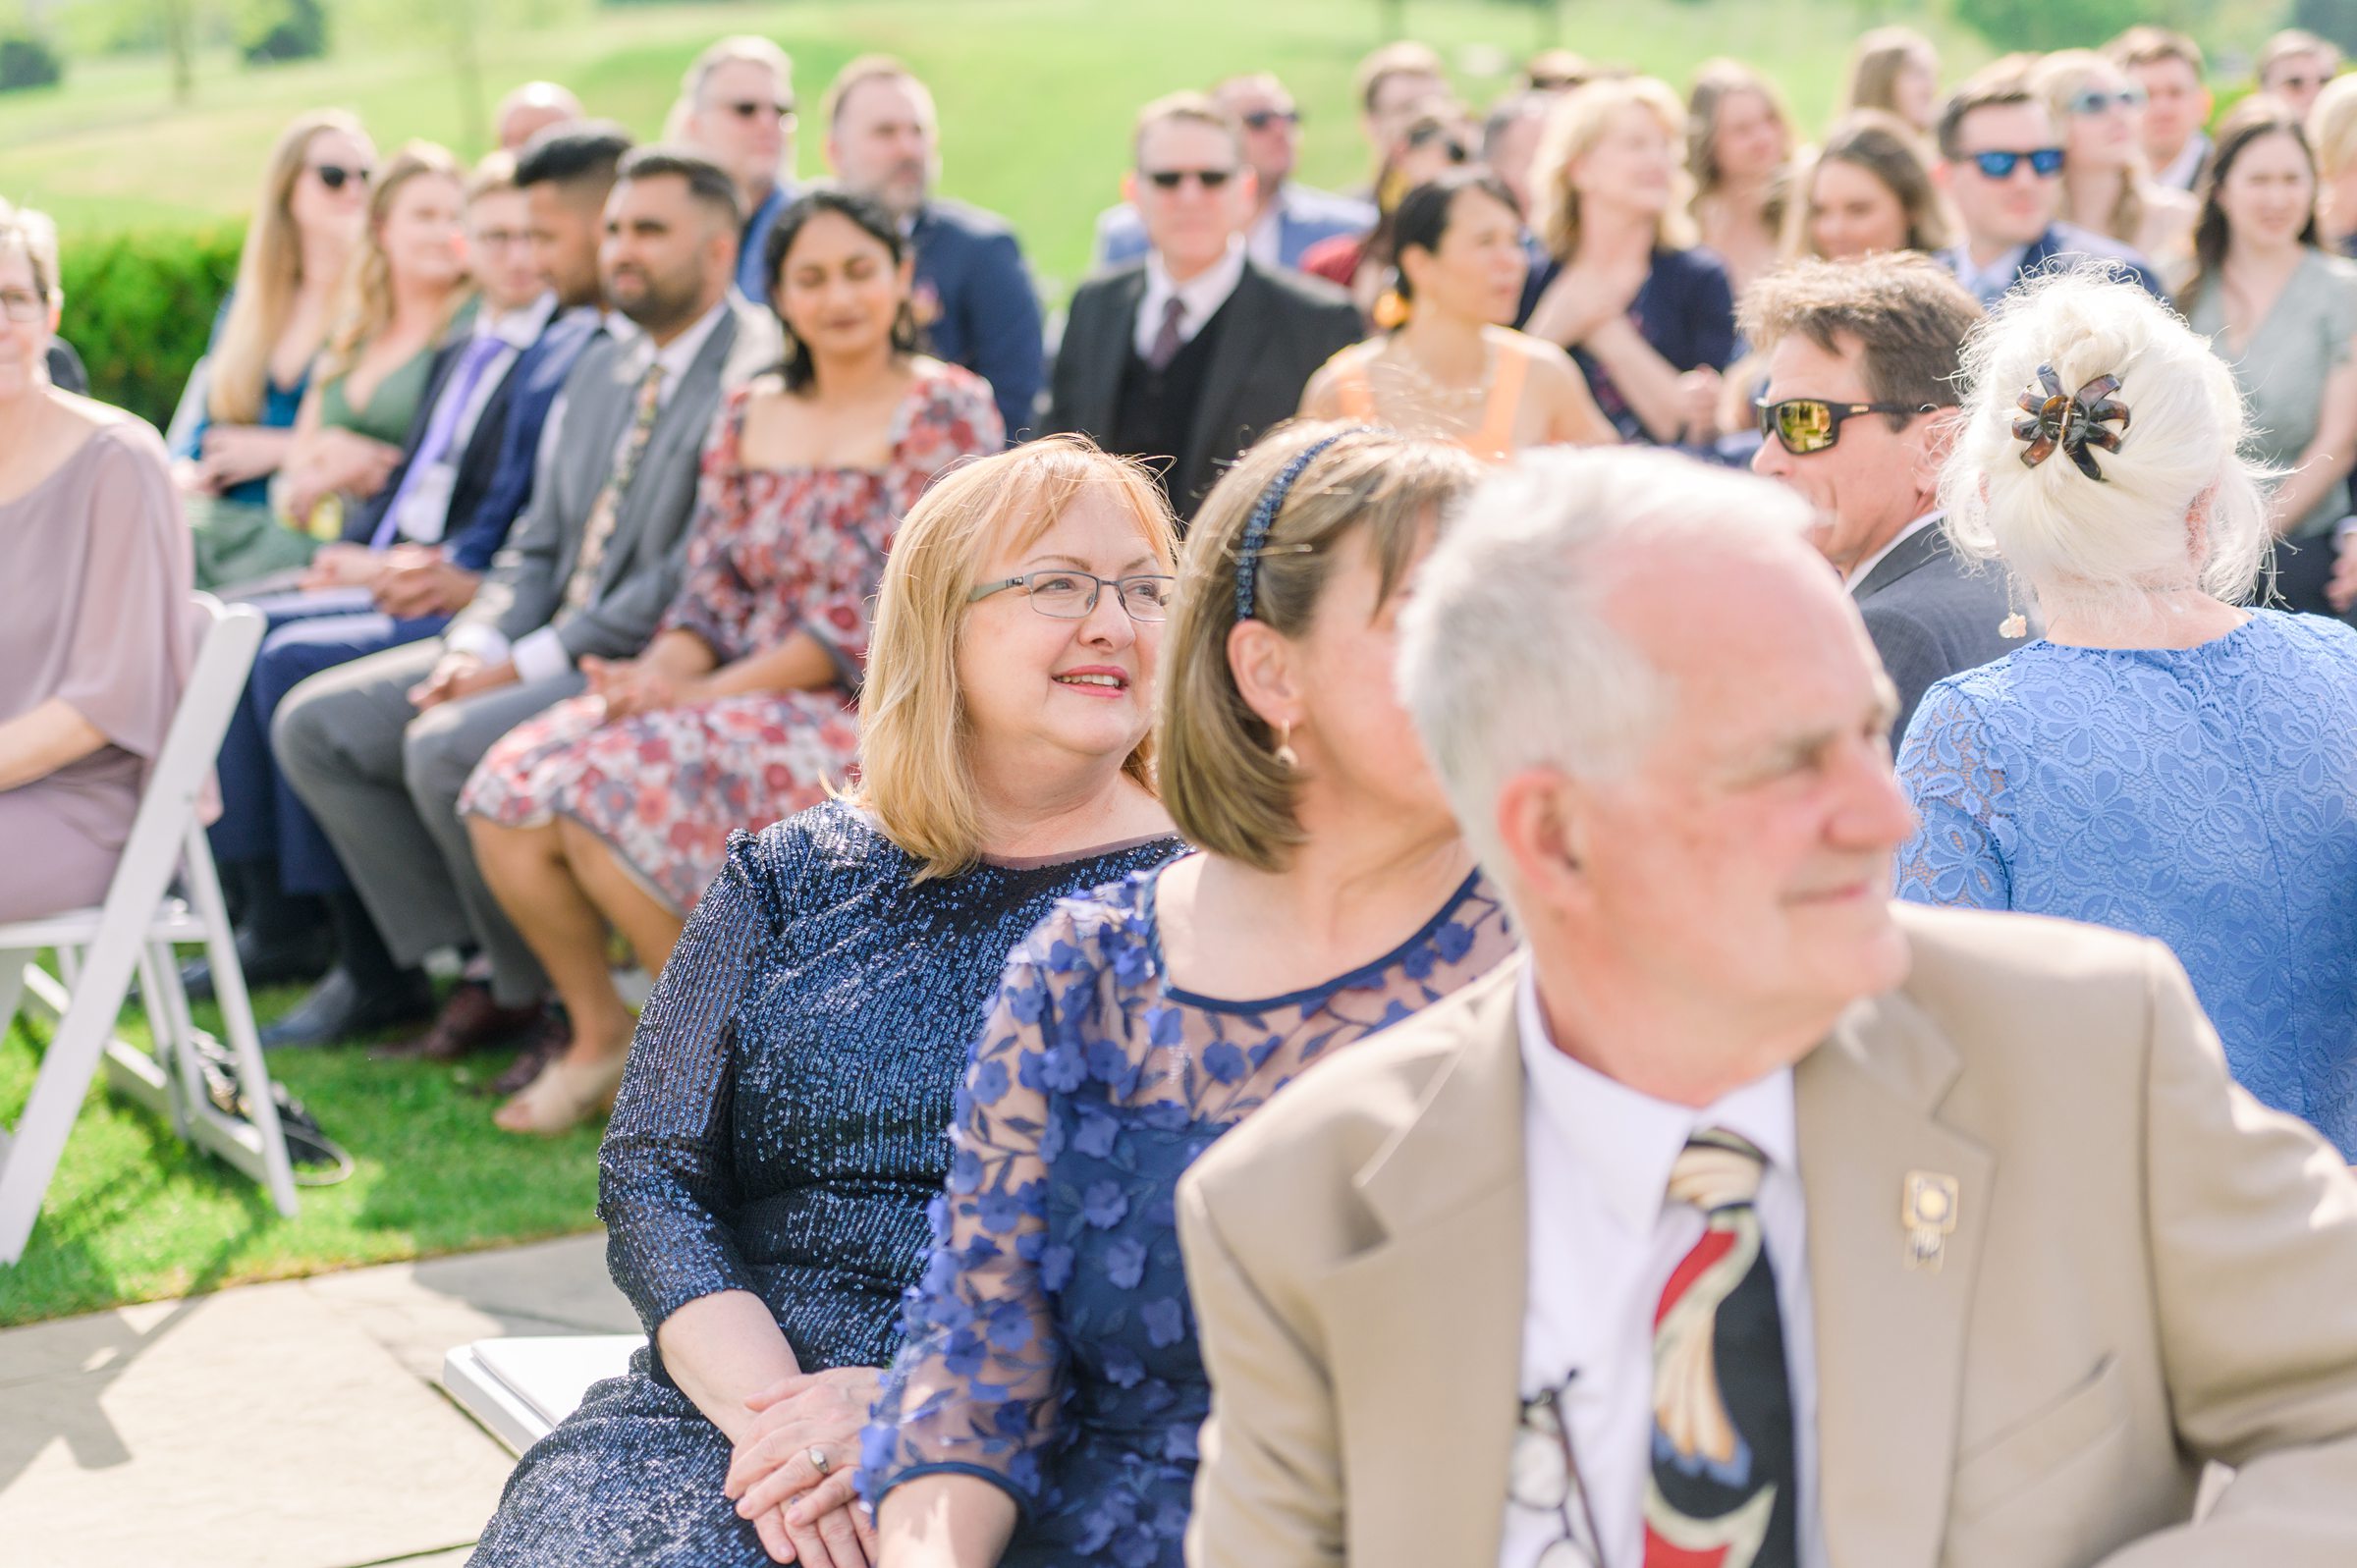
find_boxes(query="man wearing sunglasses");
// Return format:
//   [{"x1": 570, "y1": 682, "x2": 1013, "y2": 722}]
[
  {"x1": 1743, "y1": 253, "x2": 2018, "y2": 747},
  {"x1": 2259, "y1": 28, "x2": 2342, "y2": 119},
  {"x1": 674, "y1": 34, "x2": 797, "y2": 301},
  {"x1": 1093, "y1": 74, "x2": 1374, "y2": 274},
  {"x1": 1931, "y1": 62, "x2": 2164, "y2": 308},
  {"x1": 1047, "y1": 92, "x2": 1360, "y2": 521}
]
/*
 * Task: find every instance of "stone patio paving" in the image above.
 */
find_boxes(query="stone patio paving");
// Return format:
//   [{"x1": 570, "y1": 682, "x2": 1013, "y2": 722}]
[{"x1": 0, "y1": 1233, "x2": 632, "y2": 1568}]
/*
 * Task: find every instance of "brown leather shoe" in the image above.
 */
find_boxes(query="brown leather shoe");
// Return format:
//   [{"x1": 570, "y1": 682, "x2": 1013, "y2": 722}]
[
  {"x1": 374, "y1": 982, "x2": 547, "y2": 1062},
  {"x1": 481, "y1": 1010, "x2": 574, "y2": 1097}
]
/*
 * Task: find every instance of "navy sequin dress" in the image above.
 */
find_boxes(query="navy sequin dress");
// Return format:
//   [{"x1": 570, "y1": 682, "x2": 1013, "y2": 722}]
[
  {"x1": 469, "y1": 800, "x2": 1178, "y2": 1567},
  {"x1": 859, "y1": 860, "x2": 1514, "y2": 1566}
]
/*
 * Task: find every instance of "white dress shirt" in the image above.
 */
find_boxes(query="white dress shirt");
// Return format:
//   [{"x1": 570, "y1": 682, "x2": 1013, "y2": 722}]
[
  {"x1": 1843, "y1": 510, "x2": 1942, "y2": 593},
  {"x1": 454, "y1": 298, "x2": 731, "y2": 683},
  {"x1": 1501, "y1": 966, "x2": 1824, "y2": 1568},
  {"x1": 1946, "y1": 243, "x2": 2029, "y2": 307},
  {"x1": 384, "y1": 291, "x2": 559, "y2": 546},
  {"x1": 1133, "y1": 237, "x2": 1247, "y2": 360},
  {"x1": 2155, "y1": 132, "x2": 2211, "y2": 193}
]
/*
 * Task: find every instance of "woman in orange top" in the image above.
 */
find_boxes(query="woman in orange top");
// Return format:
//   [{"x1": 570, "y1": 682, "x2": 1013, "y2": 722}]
[{"x1": 1300, "y1": 171, "x2": 1614, "y2": 459}]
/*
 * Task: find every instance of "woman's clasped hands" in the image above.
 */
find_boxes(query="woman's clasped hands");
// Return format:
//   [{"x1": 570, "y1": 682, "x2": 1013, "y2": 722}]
[{"x1": 724, "y1": 1366, "x2": 883, "y2": 1568}]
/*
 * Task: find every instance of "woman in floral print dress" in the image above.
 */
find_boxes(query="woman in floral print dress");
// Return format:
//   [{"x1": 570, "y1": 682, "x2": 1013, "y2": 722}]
[{"x1": 460, "y1": 189, "x2": 1002, "y2": 1134}]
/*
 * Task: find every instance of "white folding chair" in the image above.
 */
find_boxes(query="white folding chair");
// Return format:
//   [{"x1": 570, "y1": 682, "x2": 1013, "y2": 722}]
[{"x1": 0, "y1": 594, "x2": 297, "y2": 1266}]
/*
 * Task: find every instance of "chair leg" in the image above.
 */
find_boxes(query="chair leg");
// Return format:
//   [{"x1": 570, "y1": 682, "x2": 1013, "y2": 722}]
[
  {"x1": 135, "y1": 942, "x2": 192, "y2": 1140},
  {"x1": 184, "y1": 832, "x2": 296, "y2": 1217},
  {"x1": 0, "y1": 951, "x2": 28, "y2": 1042},
  {"x1": 0, "y1": 924, "x2": 146, "y2": 1266}
]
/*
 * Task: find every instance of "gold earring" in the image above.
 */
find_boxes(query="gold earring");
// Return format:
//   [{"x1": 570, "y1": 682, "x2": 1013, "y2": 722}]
[{"x1": 1274, "y1": 721, "x2": 1299, "y2": 770}]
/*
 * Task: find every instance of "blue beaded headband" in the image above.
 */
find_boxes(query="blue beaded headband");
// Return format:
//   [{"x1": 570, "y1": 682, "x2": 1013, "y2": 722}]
[{"x1": 1233, "y1": 429, "x2": 1360, "y2": 622}]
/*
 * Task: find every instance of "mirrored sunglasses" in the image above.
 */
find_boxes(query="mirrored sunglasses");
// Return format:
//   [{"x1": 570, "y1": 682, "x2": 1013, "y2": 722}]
[
  {"x1": 1756, "y1": 397, "x2": 1935, "y2": 456},
  {"x1": 1967, "y1": 147, "x2": 2065, "y2": 180}
]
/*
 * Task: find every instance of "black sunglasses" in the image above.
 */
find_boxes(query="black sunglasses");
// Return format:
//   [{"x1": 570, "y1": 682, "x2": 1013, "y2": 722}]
[
  {"x1": 1144, "y1": 167, "x2": 1236, "y2": 189},
  {"x1": 310, "y1": 162, "x2": 372, "y2": 191},
  {"x1": 1240, "y1": 108, "x2": 1301, "y2": 131},
  {"x1": 1967, "y1": 147, "x2": 2065, "y2": 180},
  {"x1": 1406, "y1": 123, "x2": 1472, "y2": 162},
  {"x1": 726, "y1": 98, "x2": 795, "y2": 120},
  {"x1": 1756, "y1": 396, "x2": 1937, "y2": 455}
]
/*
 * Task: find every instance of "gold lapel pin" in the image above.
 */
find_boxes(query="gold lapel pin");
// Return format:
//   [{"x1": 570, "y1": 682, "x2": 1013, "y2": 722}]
[{"x1": 1902, "y1": 1170, "x2": 1959, "y2": 1271}]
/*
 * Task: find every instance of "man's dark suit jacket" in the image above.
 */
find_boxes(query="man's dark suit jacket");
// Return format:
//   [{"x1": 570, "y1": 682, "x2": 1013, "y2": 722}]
[
  {"x1": 344, "y1": 310, "x2": 598, "y2": 574},
  {"x1": 1046, "y1": 258, "x2": 1361, "y2": 519},
  {"x1": 1854, "y1": 518, "x2": 2021, "y2": 748},
  {"x1": 910, "y1": 197, "x2": 1044, "y2": 442}
]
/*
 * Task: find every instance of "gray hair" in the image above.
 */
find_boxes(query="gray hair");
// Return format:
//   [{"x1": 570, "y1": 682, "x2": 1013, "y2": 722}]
[
  {"x1": 1397, "y1": 447, "x2": 1816, "y2": 882},
  {"x1": 1939, "y1": 270, "x2": 2269, "y2": 617}
]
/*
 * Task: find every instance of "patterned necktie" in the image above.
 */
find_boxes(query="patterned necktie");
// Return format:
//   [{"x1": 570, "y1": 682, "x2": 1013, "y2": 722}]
[
  {"x1": 561, "y1": 357, "x2": 667, "y2": 615},
  {"x1": 1145, "y1": 295, "x2": 1187, "y2": 371},
  {"x1": 1644, "y1": 1129, "x2": 1798, "y2": 1568}
]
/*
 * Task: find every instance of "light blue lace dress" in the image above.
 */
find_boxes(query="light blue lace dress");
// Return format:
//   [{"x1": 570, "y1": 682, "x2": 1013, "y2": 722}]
[
  {"x1": 1894, "y1": 610, "x2": 2357, "y2": 1154},
  {"x1": 859, "y1": 861, "x2": 1515, "y2": 1566}
]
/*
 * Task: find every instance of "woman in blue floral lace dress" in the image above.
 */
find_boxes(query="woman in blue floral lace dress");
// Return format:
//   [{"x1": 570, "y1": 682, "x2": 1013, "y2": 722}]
[
  {"x1": 845, "y1": 425, "x2": 1514, "y2": 1567},
  {"x1": 467, "y1": 438, "x2": 1182, "y2": 1568},
  {"x1": 1894, "y1": 276, "x2": 2357, "y2": 1154}
]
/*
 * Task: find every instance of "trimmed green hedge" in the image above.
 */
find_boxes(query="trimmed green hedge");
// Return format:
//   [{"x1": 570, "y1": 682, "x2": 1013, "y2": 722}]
[{"x1": 58, "y1": 224, "x2": 245, "y2": 431}]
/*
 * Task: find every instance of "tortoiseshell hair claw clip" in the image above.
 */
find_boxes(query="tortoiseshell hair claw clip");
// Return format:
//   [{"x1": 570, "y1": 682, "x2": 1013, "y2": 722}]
[{"x1": 2012, "y1": 363, "x2": 2130, "y2": 481}]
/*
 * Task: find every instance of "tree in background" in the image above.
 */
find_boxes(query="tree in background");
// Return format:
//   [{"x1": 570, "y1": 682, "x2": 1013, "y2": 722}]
[{"x1": 2296, "y1": 0, "x2": 2357, "y2": 52}]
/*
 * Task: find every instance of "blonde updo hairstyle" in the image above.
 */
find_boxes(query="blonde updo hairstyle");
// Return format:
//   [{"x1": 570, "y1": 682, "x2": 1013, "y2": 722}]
[
  {"x1": 1940, "y1": 272, "x2": 2269, "y2": 618},
  {"x1": 1158, "y1": 422, "x2": 1485, "y2": 874}
]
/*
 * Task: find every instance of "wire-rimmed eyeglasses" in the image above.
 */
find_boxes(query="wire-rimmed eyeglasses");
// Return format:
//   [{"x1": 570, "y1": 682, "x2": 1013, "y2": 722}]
[
  {"x1": 1510, "y1": 1378, "x2": 1608, "y2": 1568},
  {"x1": 967, "y1": 569, "x2": 1177, "y2": 622}
]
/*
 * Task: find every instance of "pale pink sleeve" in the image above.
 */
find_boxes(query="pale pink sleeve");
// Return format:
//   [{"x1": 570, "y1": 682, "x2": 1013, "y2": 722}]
[{"x1": 53, "y1": 423, "x2": 197, "y2": 762}]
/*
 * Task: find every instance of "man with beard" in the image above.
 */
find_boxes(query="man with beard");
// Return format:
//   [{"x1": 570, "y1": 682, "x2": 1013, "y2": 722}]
[
  {"x1": 273, "y1": 147, "x2": 779, "y2": 1046},
  {"x1": 820, "y1": 55, "x2": 1042, "y2": 440}
]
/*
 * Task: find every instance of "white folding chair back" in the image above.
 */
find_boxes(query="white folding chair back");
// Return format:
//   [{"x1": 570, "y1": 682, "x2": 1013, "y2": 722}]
[{"x1": 0, "y1": 593, "x2": 298, "y2": 1266}]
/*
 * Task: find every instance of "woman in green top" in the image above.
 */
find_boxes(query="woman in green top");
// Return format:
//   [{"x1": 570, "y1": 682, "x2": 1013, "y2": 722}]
[
  {"x1": 202, "y1": 141, "x2": 472, "y2": 588},
  {"x1": 2177, "y1": 98, "x2": 2357, "y2": 621}
]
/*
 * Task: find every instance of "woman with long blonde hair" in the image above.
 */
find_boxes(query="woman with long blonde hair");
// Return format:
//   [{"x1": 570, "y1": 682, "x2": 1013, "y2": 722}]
[
  {"x1": 268, "y1": 140, "x2": 471, "y2": 559},
  {"x1": 176, "y1": 111, "x2": 372, "y2": 579},
  {"x1": 2034, "y1": 49, "x2": 2197, "y2": 269},
  {"x1": 1521, "y1": 76, "x2": 1738, "y2": 445}
]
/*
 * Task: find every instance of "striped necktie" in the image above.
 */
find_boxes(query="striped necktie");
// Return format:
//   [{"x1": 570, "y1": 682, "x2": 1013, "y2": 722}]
[
  {"x1": 1643, "y1": 1128, "x2": 1798, "y2": 1568},
  {"x1": 561, "y1": 357, "x2": 666, "y2": 615}
]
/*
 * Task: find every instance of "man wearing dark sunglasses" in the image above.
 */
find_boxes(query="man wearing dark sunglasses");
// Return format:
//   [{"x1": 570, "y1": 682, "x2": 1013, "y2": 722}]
[
  {"x1": 2259, "y1": 27, "x2": 2342, "y2": 119},
  {"x1": 1048, "y1": 91, "x2": 1359, "y2": 520},
  {"x1": 674, "y1": 35, "x2": 798, "y2": 300},
  {"x1": 1093, "y1": 73, "x2": 1373, "y2": 275},
  {"x1": 1743, "y1": 253, "x2": 2018, "y2": 747},
  {"x1": 1931, "y1": 62, "x2": 2164, "y2": 308}
]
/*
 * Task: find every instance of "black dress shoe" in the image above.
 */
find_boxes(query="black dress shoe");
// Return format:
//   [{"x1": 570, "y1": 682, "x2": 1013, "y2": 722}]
[
  {"x1": 181, "y1": 923, "x2": 337, "y2": 1004},
  {"x1": 258, "y1": 966, "x2": 435, "y2": 1050}
]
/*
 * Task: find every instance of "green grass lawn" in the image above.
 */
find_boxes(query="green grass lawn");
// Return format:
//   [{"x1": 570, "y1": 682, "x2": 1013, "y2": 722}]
[
  {"x1": 0, "y1": 974, "x2": 604, "y2": 1327},
  {"x1": 0, "y1": 0, "x2": 1993, "y2": 299}
]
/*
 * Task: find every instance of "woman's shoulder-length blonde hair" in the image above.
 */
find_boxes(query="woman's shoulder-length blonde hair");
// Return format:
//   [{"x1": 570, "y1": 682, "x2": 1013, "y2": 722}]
[
  {"x1": 2032, "y1": 49, "x2": 2147, "y2": 246},
  {"x1": 1159, "y1": 422, "x2": 1486, "y2": 874},
  {"x1": 1531, "y1": 75, "x2": 1698, "y2": 264},
  {"x1": 209, "y1": 109, "x2": 370, "y2": 424},
  {"x1": 319, "y1": 139, "x2": 468, "y2": 383},
  {"x1": 851, "y1": 434, "x2": 1178, "y2": 883}
]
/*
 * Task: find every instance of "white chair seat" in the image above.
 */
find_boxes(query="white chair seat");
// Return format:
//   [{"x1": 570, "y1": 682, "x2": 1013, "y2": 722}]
[{"x1": 443, "y1": 1334, "x2": 645, "y2": 1455}]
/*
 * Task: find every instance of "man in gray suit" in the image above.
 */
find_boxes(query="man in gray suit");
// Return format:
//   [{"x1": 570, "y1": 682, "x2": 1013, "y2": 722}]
[
  {"x1": 1746, "y1": 254, "x2": 2022, "y2": 748},
  {"x1": 271, "y1": 147, "x2": 779, "y2": 1049}
]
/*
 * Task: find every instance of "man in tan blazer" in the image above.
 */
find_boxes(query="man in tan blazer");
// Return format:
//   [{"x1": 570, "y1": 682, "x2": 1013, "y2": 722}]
[{"x1": 1178, "y1": 448, "x2": 2357, "y2": 1568}]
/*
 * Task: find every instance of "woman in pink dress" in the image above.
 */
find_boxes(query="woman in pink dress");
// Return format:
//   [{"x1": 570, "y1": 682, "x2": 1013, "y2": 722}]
[{"x1": 460, "y1": 189, "x2": 1001, "y2": 1134}]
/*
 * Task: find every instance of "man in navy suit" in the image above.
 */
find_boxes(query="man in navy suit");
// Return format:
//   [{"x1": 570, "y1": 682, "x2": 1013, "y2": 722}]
[
  {"x1": 192, "y1": 129, "x2": 622, "y2": 1010},
  {"x1": 1931, "y1": 62, "x2": 2165, "y2": 306},
  {"x1": 674, "y1": 36, "x2": 797, "y2": 301},
  {"x1": 822, "y1": 55, "x2": 1044, "y2": 440},
  {"x1": 1093, "y1": 73, "x2": 1374, "y2": 274}
]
